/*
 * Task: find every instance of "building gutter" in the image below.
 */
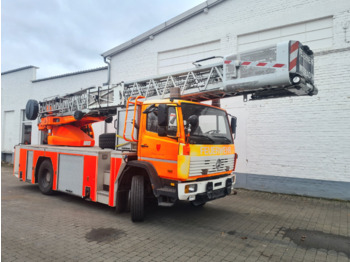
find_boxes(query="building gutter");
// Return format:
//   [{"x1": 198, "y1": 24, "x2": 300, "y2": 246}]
[{"x1": 101, "y1": 0, "x2": 226, "y2": 58}]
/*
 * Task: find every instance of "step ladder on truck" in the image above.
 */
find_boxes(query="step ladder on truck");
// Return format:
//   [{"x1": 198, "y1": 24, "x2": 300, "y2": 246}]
[{"x1": 13, "y1": 41, "x2": 317, "y2": 222}]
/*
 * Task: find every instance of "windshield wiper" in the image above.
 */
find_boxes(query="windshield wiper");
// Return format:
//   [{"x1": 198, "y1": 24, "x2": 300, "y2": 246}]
[
  {"x1": 212, "y1": 135, "x2": 232, "y2": 144},
  {"x1": 190, "y1": 134, "x2": 215, "y2": 143}
]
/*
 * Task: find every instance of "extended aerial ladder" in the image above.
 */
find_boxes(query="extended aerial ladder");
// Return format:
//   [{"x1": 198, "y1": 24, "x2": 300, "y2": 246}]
[{"x1": 26, "y1": 40, "x2": 317, "y2": 147}]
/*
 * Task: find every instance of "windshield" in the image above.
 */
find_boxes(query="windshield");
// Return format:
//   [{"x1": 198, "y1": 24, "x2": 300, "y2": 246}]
[{"x1": 181, "y1": 103, "x2": 233, "y2": 145}]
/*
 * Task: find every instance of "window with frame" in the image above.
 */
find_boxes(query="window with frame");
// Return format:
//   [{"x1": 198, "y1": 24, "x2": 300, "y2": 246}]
[
  {"x1": 21, "y1": 110, "x2": 32, "y2": 144},
  {"x1": 145, "y1": 105, "x2": 178, "y2": 135},
  {"x1": 146, "y1": 106, "x2": 158, "y2": 133},
  {"x1": 167, "y1": 106, "x2": 177, "y2": 136}
]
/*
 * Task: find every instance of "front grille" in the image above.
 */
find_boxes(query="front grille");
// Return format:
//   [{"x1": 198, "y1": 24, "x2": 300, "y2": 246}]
[{"x1": 189, "y1": 155, "x2": 234, "y2": 177}]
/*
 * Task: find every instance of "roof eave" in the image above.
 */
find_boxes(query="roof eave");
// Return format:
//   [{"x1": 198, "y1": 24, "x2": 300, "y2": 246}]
[
  {"x1": 101, "y1": 0, "x2": 226, "y2": 58},
  {"x1": 32, "y1": 66, "x2": 108, "y2": 83},
  {"x1": 1, "y1": 65, "x2": 39, "y2": 75}
]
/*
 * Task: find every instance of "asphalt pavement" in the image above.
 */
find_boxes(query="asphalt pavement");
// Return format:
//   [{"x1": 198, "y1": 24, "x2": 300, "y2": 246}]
[{"x1": 2, "y1": 165, "x2": 349, "y2": 262}]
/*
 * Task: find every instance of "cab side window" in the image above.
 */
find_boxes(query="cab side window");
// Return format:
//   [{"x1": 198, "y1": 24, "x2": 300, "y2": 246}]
[
  {"x1": 145, "y1": 105, "x2": 177, "y2": 135},
  {"x1": 146, "y1": 109, "x2": 158, "y2": 133},
  {"x1": 167, "y1": 107, "x2": 177, "y2": 136}
]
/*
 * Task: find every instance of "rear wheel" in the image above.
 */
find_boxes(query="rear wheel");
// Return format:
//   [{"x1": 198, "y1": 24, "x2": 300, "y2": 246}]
[
  {"x1": 38, "y1": 160, "x2": 54, "y2": 195},
  {"x1": 130, "y1": 175, "x2": 144, "y2": 222}
]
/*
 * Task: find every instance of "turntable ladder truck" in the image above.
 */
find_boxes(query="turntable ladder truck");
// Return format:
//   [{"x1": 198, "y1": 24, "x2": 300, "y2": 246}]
[{"x1": 13, "y1": 41, "x2": 317, "y2": 221}]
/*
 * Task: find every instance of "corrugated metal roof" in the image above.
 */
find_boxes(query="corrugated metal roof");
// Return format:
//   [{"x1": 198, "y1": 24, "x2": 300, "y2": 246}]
[
  {"x1": 32, "y1": 66, "x2": 108, "y2": 83},
  {"x1": 101, "y1": 0, "x2": 226, "y2": 58},
  {"x1": 1, "y1": 65, "x2": 39, "y2": 75}
]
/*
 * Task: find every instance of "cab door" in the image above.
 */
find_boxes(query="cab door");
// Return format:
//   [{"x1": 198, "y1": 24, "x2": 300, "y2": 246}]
[{"x1": 139, "y1": 105, "x2": 179, "y2": 180}]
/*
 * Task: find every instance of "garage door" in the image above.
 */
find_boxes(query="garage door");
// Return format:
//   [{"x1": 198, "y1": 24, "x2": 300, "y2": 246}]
[
  {"x1": 158, "y1": 40, "x2": 221, "y2": 75},
  {"x1": 238, "y1": 17, "x2": 333, "y2": 52}
]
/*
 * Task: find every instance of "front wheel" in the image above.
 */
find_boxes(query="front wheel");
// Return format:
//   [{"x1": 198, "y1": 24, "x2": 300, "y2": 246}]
[
  {"x1": 130, "y1": 175, "x2": 144, "y2": 222},
  {"x1": 38, "y1": 159, "x2": 54, "y2": 195}
]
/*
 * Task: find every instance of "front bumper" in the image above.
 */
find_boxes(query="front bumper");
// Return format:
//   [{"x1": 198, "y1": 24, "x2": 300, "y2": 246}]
[{"x1": 177, "y1": 174, "x2": 235, "y2": 201}]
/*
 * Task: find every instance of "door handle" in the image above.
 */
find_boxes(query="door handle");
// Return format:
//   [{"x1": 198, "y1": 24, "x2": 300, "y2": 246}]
[{"x1": 141, "y1": 144, "x2": 149, "y2": 148}]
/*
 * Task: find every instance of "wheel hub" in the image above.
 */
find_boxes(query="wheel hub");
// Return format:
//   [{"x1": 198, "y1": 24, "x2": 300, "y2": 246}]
[{"x1": 45, "y1": 171, "x2": 51, "y2": 183}]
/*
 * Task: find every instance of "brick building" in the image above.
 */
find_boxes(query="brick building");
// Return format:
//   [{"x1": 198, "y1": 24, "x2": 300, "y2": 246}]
[
  {"x1": 1, "y1": 66, "x2": 108, "y2": 160},
  {"x1": 2, "y1": 0, "x2": 350, "y2": 199}
]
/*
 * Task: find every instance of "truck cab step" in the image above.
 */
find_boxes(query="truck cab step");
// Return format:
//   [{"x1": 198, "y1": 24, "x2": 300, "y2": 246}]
[
  {"x1": 97, "y1": 190, "x2": 109, "y2": 205},
  {"x1": 157, "y1": 187, "x2": 177, "y2": 198}
]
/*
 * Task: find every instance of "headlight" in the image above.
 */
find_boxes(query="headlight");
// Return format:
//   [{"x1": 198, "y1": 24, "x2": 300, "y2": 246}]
[
  {"x1": 185, "y1": 184, "x2": 197, "y2": 193},
  {"x1": 292, "y1": 76, "x2": 301, "y2": 84}
]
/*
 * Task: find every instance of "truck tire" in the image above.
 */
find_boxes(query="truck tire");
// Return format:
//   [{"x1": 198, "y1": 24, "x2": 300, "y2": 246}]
[
  {"x1": 99, "y1": 133, "x2": 116, "y2": 149},
  {"x1": 130, "y1": 175, "x2": 144, "y2": 222},
  {"x1": 25, "y1": 99, "x2": 39, "y2": 120},
  {"x1": 38, "y1": 159, "x2": 54, "y2": 195}
]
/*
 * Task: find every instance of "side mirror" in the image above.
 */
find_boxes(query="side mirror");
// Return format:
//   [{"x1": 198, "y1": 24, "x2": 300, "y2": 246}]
[
  {"x1": 231, "y1": 116, "x2": 237, "y2": 135},
  {"x1": 158, "y1": 104, "x2": 168, "y2": 127}
]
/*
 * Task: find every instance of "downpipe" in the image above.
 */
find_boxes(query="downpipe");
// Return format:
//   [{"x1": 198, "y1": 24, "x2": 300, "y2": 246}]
[
  {"x1": 103, "y1": 56, "x2": 111, "y2": 133},
  {"x1": 103, "y1": 56, "x2": 111, "y2": 86}
]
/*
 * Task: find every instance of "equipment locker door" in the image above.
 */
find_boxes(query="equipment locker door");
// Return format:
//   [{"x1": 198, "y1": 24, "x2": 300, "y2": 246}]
[
  {"x1": 57, "y1": 154, "x2": 84, "y2": 196},
  {"x1": 26, "y1": 151, "x2": 33, "y2": 181}
]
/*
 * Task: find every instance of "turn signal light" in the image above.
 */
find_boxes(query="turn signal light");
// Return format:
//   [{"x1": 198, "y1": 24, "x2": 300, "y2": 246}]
[
  {"x1": 185, "y1": 184, "x2": 197, "y2": 193},
  {"x1": 233, "y1": 153, "x2": 238, "y2": 171}
]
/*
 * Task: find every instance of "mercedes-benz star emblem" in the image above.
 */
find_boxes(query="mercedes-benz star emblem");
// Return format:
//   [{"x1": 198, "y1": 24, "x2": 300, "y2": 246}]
[{"x1": 216, "y1": 159, "x2": 222, "y2": 170}]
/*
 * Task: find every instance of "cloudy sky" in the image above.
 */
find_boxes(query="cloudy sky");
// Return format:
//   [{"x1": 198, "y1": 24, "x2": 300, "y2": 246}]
[{"x1": 2, "y1": 0, "x2": 205, "y2": 78}]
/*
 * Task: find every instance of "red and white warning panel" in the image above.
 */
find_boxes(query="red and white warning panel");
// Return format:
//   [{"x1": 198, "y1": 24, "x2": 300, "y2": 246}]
[
  {"x1": 223, "y1": 40, "x2": 317, "y2": 100},
  {"x1": 289, "y1": 41, "x2": 314, "y2": 84}
]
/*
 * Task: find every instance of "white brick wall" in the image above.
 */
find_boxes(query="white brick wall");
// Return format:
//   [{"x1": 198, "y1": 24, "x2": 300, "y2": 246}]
[
  {"x1": 2, "y1": 68, "x2": 36, "y2": 152},
  {"x1": 1, "y1": 68, "x2": 107, "y2": 150},
  {"x1": 108, "y1": 0, "x2": 350, "y2": 182},
  {"x1": 225, "y1": 48, "x2": 350, "y2": 182}
]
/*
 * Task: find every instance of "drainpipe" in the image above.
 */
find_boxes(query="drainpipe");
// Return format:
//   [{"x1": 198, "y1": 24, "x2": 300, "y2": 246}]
[
  {"x1": 103, "y1": 56, "x2": 111, "y2": 134},
  {"x1": 103, "y1": 56, "x2": 111, "y2": 86}
]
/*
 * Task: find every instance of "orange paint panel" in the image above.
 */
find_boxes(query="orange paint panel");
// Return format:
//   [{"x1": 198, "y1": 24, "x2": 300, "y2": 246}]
[
  {"x1": 18, "y1": 149, "x2": 28, "y2": 182},
  {"x1": 39, "y1": 115, "x2": 106, "y2": 129},
  {"x1": 143, "y1": 159, "x2": 178, "y2": 180},
  {"x1": 48, "y1": 125, "x2": 95, "y2": 147},
  {"x1": 83, "y1": 155, "x2": 98, "y2": 201},
  {"x1": 109, "y1": 157, "x2": 122, "y2": 206},
  {"x1": 138, "y1": 104, "x2": 179, "y2": 180}
]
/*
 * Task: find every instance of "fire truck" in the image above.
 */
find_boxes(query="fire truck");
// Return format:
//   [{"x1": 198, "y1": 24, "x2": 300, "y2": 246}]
[{"x1": 13, "y1": 41, "x2": 317, "y2": 222}]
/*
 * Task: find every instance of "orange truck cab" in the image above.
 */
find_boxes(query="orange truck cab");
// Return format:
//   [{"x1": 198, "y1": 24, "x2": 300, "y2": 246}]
[{"x1": 112, "y1": 97, "x2": 238, "y2": 220}]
